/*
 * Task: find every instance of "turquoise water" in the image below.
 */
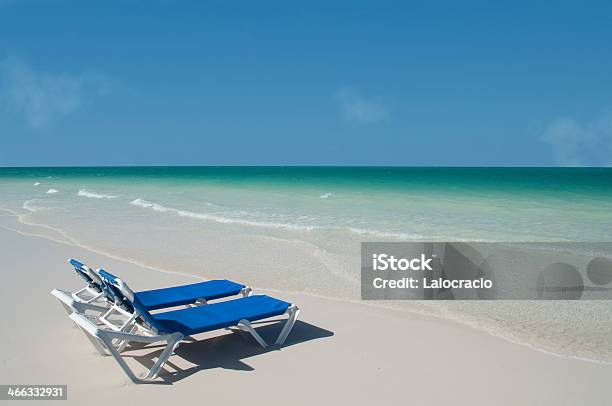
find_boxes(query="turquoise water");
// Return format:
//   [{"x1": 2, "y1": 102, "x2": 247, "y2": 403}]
[
  {"x1": 1, "y1": 167, "x2": 612, "y2": 362},
  {"x1": 1, "y1": 166, "x2": 612, "y2": 241}
]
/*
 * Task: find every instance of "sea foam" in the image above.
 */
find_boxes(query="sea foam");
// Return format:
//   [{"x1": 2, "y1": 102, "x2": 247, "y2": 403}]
[
  {"x1": 78, "y1": 190, "x2": 119, "y2": 199},
  {"x1": 346, "y1": 227, "x2": 423, "y2": 240},
  {"x1": 130, "y1": 198, "x2": 315, "y2": 231},
  {"x1": 22, "y1": 199, "x2": 41, "y2": 212},
  {"x1": 46, "y1": 188, "x2": 58, "y2": 194}
]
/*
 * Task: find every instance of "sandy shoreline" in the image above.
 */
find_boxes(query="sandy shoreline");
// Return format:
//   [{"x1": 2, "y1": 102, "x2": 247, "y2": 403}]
[{"x1": 1, "y1": 224, "x2": 612, "y2": 405}]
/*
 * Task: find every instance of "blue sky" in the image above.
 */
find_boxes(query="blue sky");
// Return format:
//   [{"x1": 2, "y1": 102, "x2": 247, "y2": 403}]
[{"x1": 1, "y1": 1, "x2": 612, "y2": 166}]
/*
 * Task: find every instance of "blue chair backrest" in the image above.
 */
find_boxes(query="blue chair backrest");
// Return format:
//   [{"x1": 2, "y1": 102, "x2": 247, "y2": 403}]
[
  {"x1": 69, "y1": 258, "x2": 102, "y2": 293},
  {"x1": 97, "y1": 269, "x2": 162, "y2": 332},
  {"x1": 97, "y1": 269, "x2": 133, "y2": 310}
]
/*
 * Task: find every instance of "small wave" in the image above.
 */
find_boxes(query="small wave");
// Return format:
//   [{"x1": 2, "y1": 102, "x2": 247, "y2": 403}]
[
  {"x1": 346, "y1": 227, "x2": 423, "y2": 240},
  {"x1": 33, "y1": 182, "x2": 40, "y2": 186},
  {"x1": 320, "y1": 192, "x2": 333, "y2": 199},
  {"x1": 78, "y1": 189, "x2": 119, "y2": 200},
  {"x1": 130, "y1": 198, "x2": 315, "y2": 231},
  {"x1": 129, "y1": 198, "x2": 424, "y2": 238},
  {"x1": 23, "y1": 199, "x2": 41, "y2": 212},
  {"x1": 46, "y1": 188, "x2": 58, "y2": 194}
]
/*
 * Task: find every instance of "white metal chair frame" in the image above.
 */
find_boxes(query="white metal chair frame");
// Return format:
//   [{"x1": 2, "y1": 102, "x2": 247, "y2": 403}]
[
  {"x1": 95, "y1": 286, "x2": 252, "y2": 353},
  {"x1": 53, "y1": 263, "x2": 299, "y2": 383},
  {"x1": 69, "y1": 303, "x2": 300, "y2": 383},
  {"x1": 53, "y1": 281, "x2": 254, "y2": 356},
  {"x1": 51, "y1": 288, "x2": 109, "y2": 316},
  {"x1": 52, "y1": 263, "x2": 253, "y2": 318},
  {"x1": 73, "y1": 284, "x2": 105, "y2": 303}
]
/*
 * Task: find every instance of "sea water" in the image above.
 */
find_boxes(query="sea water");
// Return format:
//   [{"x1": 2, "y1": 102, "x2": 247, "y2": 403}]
[{"x1": 1, "y1": 167, "x2": 611, "y2": 362}]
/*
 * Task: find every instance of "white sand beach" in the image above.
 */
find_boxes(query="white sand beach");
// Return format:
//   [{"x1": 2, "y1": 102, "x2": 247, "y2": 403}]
[
  {"x1": 1, "y1": 219, "x2": 612, "y2": 405},
  {"x1": 3, "y1": 0, "x2": 612, "y2": 403}
]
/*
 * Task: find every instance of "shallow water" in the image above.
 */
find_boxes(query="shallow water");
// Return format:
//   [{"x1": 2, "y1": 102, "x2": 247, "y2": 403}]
[{"x1": 1, "y1": 167, "x2": 611, "y2": 362}]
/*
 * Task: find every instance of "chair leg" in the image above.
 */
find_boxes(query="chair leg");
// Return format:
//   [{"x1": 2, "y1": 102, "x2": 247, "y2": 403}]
[
  {"x1": 70, "y1": 312, "x2": 184, "y2": 383},
  {"x1": 58, "y1": 300, "x2": 74, "y2": 316},
  {"x1": 237, "y1": 319, "x2": 268, "y2": 348},
  {"x1": 275, "y1": 305, "x2": 300, "y2": 346},
  {"x1": 116, "y1": 323, "x2": 137, "y2": 353},
  {"x1": 99, "y1": 331, "x2": 184, "y2": 382},
  {"x1": 100, "y1": 335, "x2": 141, "y2": 383},
  {"x1": 144, "y1": 333, "x2": 184, "y2": 380},
  {"x1": 75, "y1": 323, "x2": 109, "y2": 356}
]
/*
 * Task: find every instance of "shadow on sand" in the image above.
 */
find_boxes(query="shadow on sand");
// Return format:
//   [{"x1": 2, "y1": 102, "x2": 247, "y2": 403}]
[{"x1": 124, "y1": 319, "x2": 334, "y2": 384}]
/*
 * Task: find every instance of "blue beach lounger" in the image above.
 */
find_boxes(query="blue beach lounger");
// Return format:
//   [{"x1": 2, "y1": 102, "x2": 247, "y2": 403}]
[
  {"x1": 58, "y1": 259, "x2": 106, "y2": 304},
  {"x1": 51, "y1": 259, "x2": 251, "y2": 316},
  {"x1": 69, "y1": 270, "x2": 300, "y2": 382}
]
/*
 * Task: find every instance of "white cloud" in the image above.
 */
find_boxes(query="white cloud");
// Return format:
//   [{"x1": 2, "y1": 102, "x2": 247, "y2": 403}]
[
  {"x1": 335, "y1": 87, "x2": 389, "y2": 124},
  {"x1": 0, "y1": 57, "x2": 116, "y2": 128},
  {"x1": 540, "y1": 110, "x2": 612, "y2": 166}
]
